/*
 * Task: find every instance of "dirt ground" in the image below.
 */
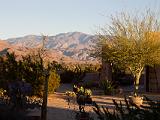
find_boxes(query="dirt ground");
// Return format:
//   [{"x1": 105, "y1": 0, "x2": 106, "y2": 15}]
[
  {"x1": 27, "y1": 83, "x2": 160, "y2": 120},
  {"x1": 27, "y1": 84, "x2": 125, "y2": 120}
]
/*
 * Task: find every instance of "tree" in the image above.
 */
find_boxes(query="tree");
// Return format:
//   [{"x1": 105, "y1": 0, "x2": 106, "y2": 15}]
[
  {"x1": 48, "y1": 69, "x2": 60, "y2": 93},
  {"x1": 95, "y1": 10, "x2": 160, "y2": 96},
  {"x1": 21, "y1": 55, "x2": 44, "y2": 96}
]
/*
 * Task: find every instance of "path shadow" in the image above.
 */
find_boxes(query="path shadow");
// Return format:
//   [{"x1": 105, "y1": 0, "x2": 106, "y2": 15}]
[{"x1": 47, "y1": 106, "x2": 97, "y2": 120}]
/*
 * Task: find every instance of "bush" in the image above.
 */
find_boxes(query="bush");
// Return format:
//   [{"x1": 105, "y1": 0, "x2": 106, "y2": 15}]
[
  {"x1": 0, "y1": 52, "x2": 60, "y2": 97},
  {"x1": 66, "y1": 86, "x2": 93, "y2": 120},
  {"x1": 100, "y1": 79, "x2": 116, "y2": 95},
  {"x1": 48, "y1": 69, "x2": 60, "y2": 93},
  {"x1": 60, "y1": 65, "x2": 86, "y2": 83}
]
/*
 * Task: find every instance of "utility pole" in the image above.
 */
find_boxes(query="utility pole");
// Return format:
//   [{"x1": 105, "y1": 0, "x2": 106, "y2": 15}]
[
  {"x1": 41, "y1": 69, "x2": 49, "y2": 120},
  {"x1": 41, "y1": 35, "x2": 49, "y2": 120}
]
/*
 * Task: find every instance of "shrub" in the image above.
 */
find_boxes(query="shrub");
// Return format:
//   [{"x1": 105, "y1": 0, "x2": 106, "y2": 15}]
[
  {"x1": 0, "y1": 52, "x2": 59, "y2": 97},
  {"x1": 100, "y1": 79, "x2": 116, "y2": 95},
  {"x1": 48, "y1": 69, "x2": 60, "y2": 93},
  {"x1": 73, "y1": 85, "x2": 92, "y2": 96},
  {"x1": 66, "y1": 86, "x2": 93, "y2": 120},
  {"x1": 0, "y1": 88, "x2": 6, "y2": 97},
  {"x1": 60, "y1": 65, "x2": 86, "y2": 83}
]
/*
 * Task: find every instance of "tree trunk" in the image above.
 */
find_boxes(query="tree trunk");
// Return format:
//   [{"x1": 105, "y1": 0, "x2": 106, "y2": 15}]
[{"x1": 133, "y1": 71, "x2": 142, "y2": 96}]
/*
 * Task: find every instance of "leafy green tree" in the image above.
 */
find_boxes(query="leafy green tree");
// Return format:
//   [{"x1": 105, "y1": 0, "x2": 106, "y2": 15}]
[
  {"x1": 21, "y1": 52, "x2": 49, "y2": 97},
  {"x1": 95, "y1": 10, "x2": 160, "y2": 96},
  {"x1": 5, "y1": 52, "x2": 18, "y2": 81}
]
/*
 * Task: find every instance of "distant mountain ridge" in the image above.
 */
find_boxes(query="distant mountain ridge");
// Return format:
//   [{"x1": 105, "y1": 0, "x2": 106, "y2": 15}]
[{"x1": 1, "y1": 32, "x2": 97, "y2": 62}]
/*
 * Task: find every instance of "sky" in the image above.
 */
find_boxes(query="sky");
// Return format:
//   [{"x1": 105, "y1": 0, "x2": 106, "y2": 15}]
[{"x1": 0, "y1": 0, "x2": 160, "y2": 39}]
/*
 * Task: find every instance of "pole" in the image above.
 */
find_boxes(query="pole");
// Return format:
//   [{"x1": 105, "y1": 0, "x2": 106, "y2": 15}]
[{"x1": 41, "y1": 71, "x2": 49, "y2": 120}]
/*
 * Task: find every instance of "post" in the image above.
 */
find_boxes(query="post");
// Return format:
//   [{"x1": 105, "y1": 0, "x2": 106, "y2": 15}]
[{"x1": 41, "y1": 70, "x2": 49, "y2": 120}]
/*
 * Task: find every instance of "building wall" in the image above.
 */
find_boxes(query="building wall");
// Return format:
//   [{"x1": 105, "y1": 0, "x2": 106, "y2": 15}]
[
  {"x1": 100, "y1": 61, "x2": 112, "y2": 81},
  {"x1": 148, "y1": 65, "x2": 160, "y2": 93}
]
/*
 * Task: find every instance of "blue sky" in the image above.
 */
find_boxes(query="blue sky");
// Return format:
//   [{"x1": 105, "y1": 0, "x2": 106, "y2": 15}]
[{"x1": 0, "y1": 0, "x2": 160, "y2": 39}]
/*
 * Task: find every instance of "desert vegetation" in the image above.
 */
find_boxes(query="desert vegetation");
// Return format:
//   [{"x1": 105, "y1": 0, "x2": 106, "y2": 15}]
[
  {"x1": 0, "y1": 52, "x2": 60, "y2": 97},
  {"x1": 0, "y1": 49, "x2": 102, "y2": 119},
  {"x1": 0, "y1": 6, "x2": 160, "y2": 120}
]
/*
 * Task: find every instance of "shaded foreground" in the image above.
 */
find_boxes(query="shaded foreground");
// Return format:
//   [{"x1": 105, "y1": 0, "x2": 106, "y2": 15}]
[{"x1": 26, "y1": 84, "x2": 159, "y2": 120}]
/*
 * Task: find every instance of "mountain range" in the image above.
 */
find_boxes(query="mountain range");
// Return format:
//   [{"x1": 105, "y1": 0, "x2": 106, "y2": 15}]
[{"x1": 0, "y1": 32, "x2": 98, "y2": 63}]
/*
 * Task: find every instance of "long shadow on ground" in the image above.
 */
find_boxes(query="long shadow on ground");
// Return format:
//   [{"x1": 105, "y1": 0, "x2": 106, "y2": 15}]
[{"x1": 47, "y1": 106, "x2": 97, "y2": 120}]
